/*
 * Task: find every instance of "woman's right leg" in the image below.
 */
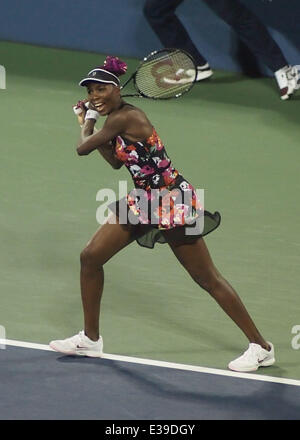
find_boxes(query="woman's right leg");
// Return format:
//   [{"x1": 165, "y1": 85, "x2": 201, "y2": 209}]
[{"x1": 80, "y1": 214, "x2": 141, "y2": 341}]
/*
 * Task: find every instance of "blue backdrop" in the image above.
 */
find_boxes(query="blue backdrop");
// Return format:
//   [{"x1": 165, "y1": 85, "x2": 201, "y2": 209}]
[{"x1": 0, "y1": 0, "x2": 299, "y2": 75}]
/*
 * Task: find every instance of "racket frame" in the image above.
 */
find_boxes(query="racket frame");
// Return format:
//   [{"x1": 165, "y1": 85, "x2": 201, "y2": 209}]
[{"x1": 121, "y1": 48, "x2": 197, "y2": 100}]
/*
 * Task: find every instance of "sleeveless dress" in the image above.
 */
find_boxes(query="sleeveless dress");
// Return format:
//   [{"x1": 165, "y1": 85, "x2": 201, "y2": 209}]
[{"x1": 110, "y1": 126, "x2": 221, "y2": 248}]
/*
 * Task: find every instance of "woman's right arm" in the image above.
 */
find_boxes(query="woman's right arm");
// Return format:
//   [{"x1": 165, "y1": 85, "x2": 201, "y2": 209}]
[
  {"x1": 89, "y1": 125, "x2": 123, "y2": 169},
  {"x1": 96, "y1": 141, "x2": 123, "y2": 169}
]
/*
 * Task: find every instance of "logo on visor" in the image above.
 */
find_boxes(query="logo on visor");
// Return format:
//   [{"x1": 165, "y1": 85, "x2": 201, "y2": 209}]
[{"x1": 92, "y1": 71, "x2": 97, "y2": 77}]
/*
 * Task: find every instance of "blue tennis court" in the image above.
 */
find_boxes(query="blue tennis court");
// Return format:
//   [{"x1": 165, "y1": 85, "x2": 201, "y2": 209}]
[{"x1": 1, "y1": 342, "x2": 300, "y2": 420}]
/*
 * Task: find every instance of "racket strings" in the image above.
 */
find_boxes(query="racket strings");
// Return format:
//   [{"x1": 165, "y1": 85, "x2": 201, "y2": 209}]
[{"x1": 135, "y1": 49, "x2": 196, "y2": 99}]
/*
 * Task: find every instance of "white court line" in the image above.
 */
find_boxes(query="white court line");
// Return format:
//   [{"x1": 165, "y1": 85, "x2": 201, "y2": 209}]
[{"x1": 2, "y1": 338, "x2": 300, "y2": 388}]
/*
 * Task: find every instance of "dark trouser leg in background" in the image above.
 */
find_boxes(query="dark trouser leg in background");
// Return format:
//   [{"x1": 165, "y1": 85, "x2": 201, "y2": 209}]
[
  {"x1": 143, "y1": 0, "x2": 288, "y2": 72},
  {"x1": 143, "y1": 0, "x2": 208, "y2": 66},
  {"x1": 203, "y1": 0, "x2": 287, "y2": 72}
]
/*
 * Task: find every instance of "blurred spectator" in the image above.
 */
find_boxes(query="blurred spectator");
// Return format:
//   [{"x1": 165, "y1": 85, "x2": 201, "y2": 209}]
[{"x1": 143, "y1": 0, "x2": 299, "y2": 100}]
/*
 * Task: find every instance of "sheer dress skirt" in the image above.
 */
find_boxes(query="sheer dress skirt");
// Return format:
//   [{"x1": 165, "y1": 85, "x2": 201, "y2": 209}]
[{"x1": 109, "y1": 175, "x2": 221, "y2": 249}]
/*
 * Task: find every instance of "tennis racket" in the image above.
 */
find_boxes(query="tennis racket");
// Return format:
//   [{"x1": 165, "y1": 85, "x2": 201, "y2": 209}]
[{"x1": 121, "y1": 48, "x2": 197, "y2": 100}]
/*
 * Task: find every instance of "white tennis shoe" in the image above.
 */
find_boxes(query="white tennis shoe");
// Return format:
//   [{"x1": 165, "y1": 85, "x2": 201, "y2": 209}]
[
  {"x1": 195, "y1": 63, "x2": 214, "y2": 81},
  {"x1": 49, "y1": 331, "x2": 103, "y2": 357},
  {"x1": 228, "y1": 342, "x2": 275, "y2": 372},
  {"x1": 275, "y1": 65, "x2": 300, "y2": 100}
]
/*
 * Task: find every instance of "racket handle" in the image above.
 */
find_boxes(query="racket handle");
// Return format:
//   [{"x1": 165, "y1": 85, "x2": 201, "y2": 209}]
[{"x1": 73, "y1": 101, "x2": 90, "y2": 115}]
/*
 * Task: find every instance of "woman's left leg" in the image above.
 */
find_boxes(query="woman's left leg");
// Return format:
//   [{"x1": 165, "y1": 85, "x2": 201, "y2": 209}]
[{"x1": 164, "y1": 233, "x2": 269, "y2": 349}]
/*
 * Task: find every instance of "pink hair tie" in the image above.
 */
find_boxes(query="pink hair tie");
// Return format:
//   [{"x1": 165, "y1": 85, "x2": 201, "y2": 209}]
[{"x1": 100, "y1": 56, "x2": 127, "y2": 76}]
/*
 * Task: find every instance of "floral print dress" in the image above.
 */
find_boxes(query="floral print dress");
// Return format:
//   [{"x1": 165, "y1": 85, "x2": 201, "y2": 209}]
[{"x1": 110, "y1": 127, "x2": 221, "y2": 248}]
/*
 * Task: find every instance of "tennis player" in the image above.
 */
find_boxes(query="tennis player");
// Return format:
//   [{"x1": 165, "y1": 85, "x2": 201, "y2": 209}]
[{"x1": 49, "y1": 56, "x2": 275, "y2": 372}]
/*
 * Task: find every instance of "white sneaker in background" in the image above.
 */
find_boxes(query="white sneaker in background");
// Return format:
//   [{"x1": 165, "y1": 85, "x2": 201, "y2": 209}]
[
  {"x1": 49, "y1": 331, "x2": 103, "y2": 357},
  {"x1": 195, "y1": 63, "x2": 213, "y2": 81},
  {"x1": 228, "y1": 342, "x2": 275, "y2": 372},
  {"x1": 275, "y1": 65, "x2": 300, "y2": 100}
]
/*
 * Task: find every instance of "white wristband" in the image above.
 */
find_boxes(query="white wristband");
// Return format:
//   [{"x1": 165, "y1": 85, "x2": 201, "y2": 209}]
[{"x1": 85, "y1": 109, "x2": 99, "y2": 121}]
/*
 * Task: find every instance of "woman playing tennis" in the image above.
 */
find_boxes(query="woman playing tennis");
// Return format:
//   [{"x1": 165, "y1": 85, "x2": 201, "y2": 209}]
[{"x1": 50, "y1": 56, "x2": 275, "y2": 372}]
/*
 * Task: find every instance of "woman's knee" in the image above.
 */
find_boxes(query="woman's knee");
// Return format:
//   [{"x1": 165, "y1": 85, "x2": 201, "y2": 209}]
[
  {"x1": 191, "y1": 268, "x2": 223, "y2": 293},
  {"x1": 80, "y1": 245, "x2": 104, "y2": 269}
]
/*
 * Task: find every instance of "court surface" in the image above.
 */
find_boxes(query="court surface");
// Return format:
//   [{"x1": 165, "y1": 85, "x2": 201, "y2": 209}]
[
  {"x1": 0, "y1": 41, "x2": 300, "y2": 419},
  {"x1": 1, "y1": 341, "x2": 300, "y2": 420}
]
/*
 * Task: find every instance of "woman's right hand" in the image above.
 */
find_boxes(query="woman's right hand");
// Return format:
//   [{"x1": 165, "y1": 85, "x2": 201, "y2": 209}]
[{"x1": 73, "y1": 99, "x2": 89, "y2": 126}]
